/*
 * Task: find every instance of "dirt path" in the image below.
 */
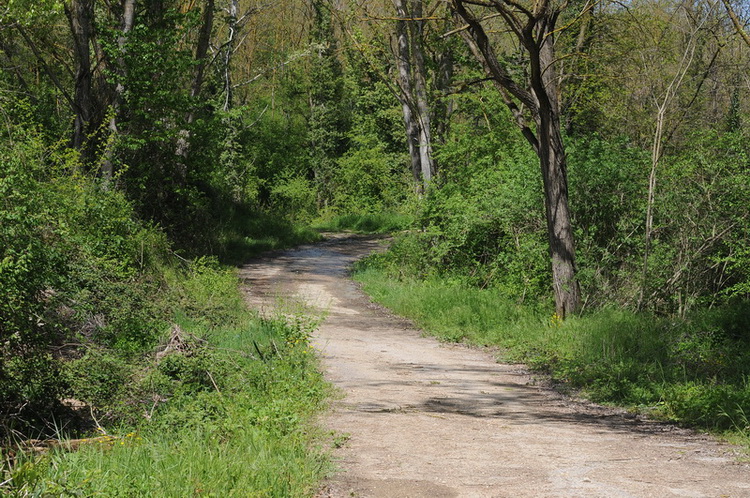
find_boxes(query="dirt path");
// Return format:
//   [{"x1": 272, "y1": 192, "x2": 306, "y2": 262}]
[{"x1": 239, "y1": 234, "x2": 749, "y2": 498}]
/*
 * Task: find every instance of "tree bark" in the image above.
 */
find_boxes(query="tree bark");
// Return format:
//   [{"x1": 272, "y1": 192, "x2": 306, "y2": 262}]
[
  {"x1": 408, "y1": 0, "x2": 434, "y2": 184},
  {"x1": 65, "y1": 0, "x2": 95, "y2": 151},
  {"x1": 434, "y1": 39, "x2": 454, "y2": 144},
  {"x1": 192, "y1": 0, "x2": 215, "y2": 105},
  {"x1": 222, "y1": 0, "x2": 239, "y2": 112},
  {"x1": 535, "y1": 23, "x2": 581, "y2": 319},
  {"x1": 393, "y1": 0, "x2": 423, "y2": 187}
]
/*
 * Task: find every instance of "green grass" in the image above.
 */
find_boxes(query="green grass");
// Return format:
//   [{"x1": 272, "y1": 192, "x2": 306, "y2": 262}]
[
  {"x1": 2, "y1": 263, "x2": 331, "y2": 497},
  {"x1": 216, "y1": 207, "x2": 323, "y2": 265},
  {"x1": 354, "y1": 265, "x2": 750, "y2": 439},
  {"x1": 312, "y1": 212, "x2": 414, "y2": 234}
]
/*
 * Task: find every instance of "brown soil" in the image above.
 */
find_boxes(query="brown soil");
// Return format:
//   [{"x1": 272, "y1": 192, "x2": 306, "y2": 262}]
[{"x1": 239, "y1": 233, "x2": 750, "y2": 498}]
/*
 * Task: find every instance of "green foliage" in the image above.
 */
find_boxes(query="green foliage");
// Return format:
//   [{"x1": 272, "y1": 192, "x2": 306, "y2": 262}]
[
  {"x1": 313, "y1": 212, "x2": 414, "y2": 234},
  {"x1": 3, "y1": 228, "x2": 331, "y2": 496},
  {"x1": 270, "y1": 175, "x2": 319, "y2": 223},
  {"x1": 167, "y1": 257, "x2": 247, "y2": 327},
  {"x1": 209, "y1": 203, "x2": 323, "y2": 265},
  {"x1": 566, "y1": 135, "x2": 649, "y2": 306},
  {"x1": 1, "y1": 0, "x2": 63, "y2": 25},
  {"x1": 308, "y1": 0, "x2": 350, "y2": 207},
  {"x1": 571, "y1": 130, "x2": 749, "y2": 311},
  {"x1": 0, "y1": 124, "x2": 170, "y2": 436},
  {"x1": 384, "y1": 117, "x2": 750, "y2": 314},
  {"x1": 370, "y1": 87, "x2": 550, "y2": 299},
  {"x1": 64, "y1": 350, "x2": 133, "y2": 408},
  {"x1": 331, "y1": 135, "x2": 410, "y2": 214}
]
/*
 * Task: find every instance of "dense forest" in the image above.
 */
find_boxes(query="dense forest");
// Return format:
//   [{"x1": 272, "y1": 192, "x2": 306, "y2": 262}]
[{"x1": 1, "y1": 0, "x2": 750, "y2": 494}]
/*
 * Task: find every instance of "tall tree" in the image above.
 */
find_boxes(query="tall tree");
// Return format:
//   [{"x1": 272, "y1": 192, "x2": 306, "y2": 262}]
[
  {"x1": 393, "y1": 0, "x2": 434, "y2": 192},
  {"x1": 451, "y1": 0, "x2": 581, "y2": 317}
]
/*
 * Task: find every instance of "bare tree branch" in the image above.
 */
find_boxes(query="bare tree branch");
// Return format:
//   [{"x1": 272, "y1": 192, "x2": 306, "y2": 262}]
[{"x1": 721, "y1": 0, "x2": 750, "y2": 48}]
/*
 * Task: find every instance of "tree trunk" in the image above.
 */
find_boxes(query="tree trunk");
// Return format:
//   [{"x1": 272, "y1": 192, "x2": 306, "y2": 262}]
[
  {"x1": 177, "y1": 0, "x2": 215, "y2": 160},
  {"x1": 393, "y1": 0, "x2": 434, "y2": 193},
  {"x1": 192, "y1": 0, "x2": 215, "y2": 105},
  {"x1": 538, "y1": 116, "x2": 581, "y2": 318},
  {"x1": 535, "y1": 30, "x2": 581, "y2": 318},
  {"x1": 101, "y1": 0, "x2": 135, "y2": 182},
  {"x1": 222, "y1": 0, "x2": 239, "y2": 112},
  {"x1": 409, "y1": 0, "x2": 434, "y2": 185},
  {"x1": 65, "y1": 0, "x2": 95, "y2": 151},
  {"x1": 393, "y1": 0, "x2": 422, "y2": 188},
  {"x1": 434, "y1": 41, "x2": 454, "y2": 144}
]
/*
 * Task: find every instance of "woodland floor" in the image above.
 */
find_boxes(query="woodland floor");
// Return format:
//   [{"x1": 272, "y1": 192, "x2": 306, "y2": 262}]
[{"x1": 239, "y1": 233, "x2": 750, "y2": 498}]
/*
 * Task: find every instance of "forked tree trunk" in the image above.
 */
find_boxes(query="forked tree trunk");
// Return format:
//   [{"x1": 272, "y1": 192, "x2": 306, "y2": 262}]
[{"x1": 453, "y1": 0, "x2": 580, "y2": 317}]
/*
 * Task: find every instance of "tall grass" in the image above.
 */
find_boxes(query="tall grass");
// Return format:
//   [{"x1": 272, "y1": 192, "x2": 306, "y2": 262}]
[{"x1": 355, "y1": 265, "x2": 750, "y2": 436}]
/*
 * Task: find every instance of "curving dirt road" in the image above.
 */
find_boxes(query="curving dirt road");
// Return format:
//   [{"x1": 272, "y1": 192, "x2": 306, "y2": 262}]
[{"x1": 239, "y1": 234, "x2": 749, "y2": 498}]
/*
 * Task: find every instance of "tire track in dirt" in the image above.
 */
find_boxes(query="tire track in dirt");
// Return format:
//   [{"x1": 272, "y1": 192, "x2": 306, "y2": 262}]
[{"x1": 239, "y1": 234, "x2": 749, "y2": 498}]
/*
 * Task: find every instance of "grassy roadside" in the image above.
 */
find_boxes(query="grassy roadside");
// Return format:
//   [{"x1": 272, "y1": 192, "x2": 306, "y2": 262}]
[
  {"x1": 2, "y1": 261, "x2": 332, "y2": 496},
  {"x1": 354, "y1": 264, "x2": 750, "y2": 447}
]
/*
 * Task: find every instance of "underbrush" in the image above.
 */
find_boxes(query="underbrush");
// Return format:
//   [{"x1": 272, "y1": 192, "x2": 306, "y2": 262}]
[
  {"x1": 312, "y1": 212, "x2": 414, "y2": 234},
  {"x1": 354, "y1": 265, "x2": 750, "y2": 440},
  {"x1": 2, "y1": 264, "x2": 330, "y2": 496},
  {"x1": 211, "y1": 202, "x2": 323, "y2": 265}
]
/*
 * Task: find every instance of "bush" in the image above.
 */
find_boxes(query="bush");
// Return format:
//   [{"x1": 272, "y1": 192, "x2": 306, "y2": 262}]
[{"x1": 0, "y1": 127, "x2": 170, "y2": 438}]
